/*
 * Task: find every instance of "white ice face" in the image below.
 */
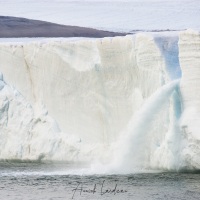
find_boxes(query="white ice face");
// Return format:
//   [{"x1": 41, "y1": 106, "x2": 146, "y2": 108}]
[{"x1": 0, "y1": 30, "x2": 200, "y2": 173}]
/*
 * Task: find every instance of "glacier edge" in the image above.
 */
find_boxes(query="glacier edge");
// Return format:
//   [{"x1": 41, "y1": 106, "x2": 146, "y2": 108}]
[{"x1": 0, "y1": 30, "x2": 200, "y2": 172}]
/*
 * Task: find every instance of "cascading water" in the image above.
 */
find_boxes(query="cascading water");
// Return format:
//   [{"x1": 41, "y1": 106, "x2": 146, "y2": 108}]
[{"x1": 108, "y1": 80, "x2": 181, "y2": 173}]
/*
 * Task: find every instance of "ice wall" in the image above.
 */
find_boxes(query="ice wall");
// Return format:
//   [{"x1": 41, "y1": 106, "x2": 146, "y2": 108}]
[
  {"x1": 179, "y1": 30, "x2": 200, "y2": 169},
  {"x1": 0, "y1": 31, "x2": 200, "y2": 171},
  {"x1": 0, "y1": 33, "x2": 172, "y2": 164},
  {"x1": 0, "y1": 73, "x2": 111, "y2": 162},
  {"x1": 0, "y1": 35, "x2": 166, "y2": 146}
]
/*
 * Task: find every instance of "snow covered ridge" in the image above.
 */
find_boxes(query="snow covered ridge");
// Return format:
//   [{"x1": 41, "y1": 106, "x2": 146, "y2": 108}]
[{"x1": 0, "y1": 30, "x2": 200, "y2": 172}]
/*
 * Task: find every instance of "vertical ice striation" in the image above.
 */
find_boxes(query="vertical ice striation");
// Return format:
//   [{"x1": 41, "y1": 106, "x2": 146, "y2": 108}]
[
  {"x1": 179, "y1": 30, "x2": 200, "y2": 169},
  {"x1": 0, "y1": 35, "x2": 165, "y2": 147},
  {"x1": 0, "y1": 30, "x2": 200, "y2": 171},
  {"x1": 154, "y1": 34, "x2": 181, "y2": 80}
]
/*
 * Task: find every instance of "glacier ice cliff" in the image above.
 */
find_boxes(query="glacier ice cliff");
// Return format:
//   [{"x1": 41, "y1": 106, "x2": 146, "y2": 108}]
[
  {"x1": 0, "y1": 30, "x2": 200, "y2": 172},
  {"x1": 179, "y1": 30, "x2": 200, "y2": 169}
]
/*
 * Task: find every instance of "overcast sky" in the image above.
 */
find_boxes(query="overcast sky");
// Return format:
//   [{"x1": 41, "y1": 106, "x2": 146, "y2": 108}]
[{"x1": 0, "y1": 0, "x2": 199, "y2": 31}]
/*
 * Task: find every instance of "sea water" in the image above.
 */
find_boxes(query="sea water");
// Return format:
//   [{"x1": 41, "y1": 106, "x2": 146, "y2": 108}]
[{"x1": 0, "y1": 162, "x2": 200, "y2": 200}]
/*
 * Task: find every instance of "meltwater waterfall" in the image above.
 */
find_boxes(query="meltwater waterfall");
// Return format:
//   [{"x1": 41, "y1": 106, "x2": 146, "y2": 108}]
[{"x1": 109, "y1": 80, "x2": 181, "y2": 173}]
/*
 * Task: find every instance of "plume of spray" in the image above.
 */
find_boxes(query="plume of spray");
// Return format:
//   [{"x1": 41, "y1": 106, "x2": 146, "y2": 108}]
[{"x1": 107, "y1": 79, "x2": 180, "y2": 174}]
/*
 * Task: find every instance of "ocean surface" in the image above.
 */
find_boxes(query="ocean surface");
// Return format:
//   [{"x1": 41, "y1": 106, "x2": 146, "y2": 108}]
[{"x1": 0, "y1": 162, "x2": 200, "y2": 200}]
